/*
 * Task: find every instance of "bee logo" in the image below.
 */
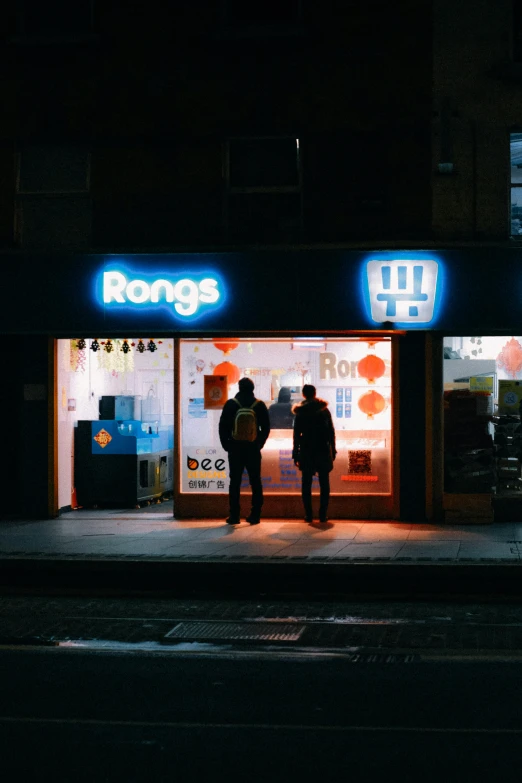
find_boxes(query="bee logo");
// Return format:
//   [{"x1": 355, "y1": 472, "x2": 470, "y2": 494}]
[{"x1": 187, "y1": 456, "x2": 199, "y2": 470}]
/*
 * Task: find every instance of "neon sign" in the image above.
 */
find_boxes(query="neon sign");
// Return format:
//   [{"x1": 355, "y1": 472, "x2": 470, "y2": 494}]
[
  {"x1": 100, "y1": 268, "x2": 223, "y2": 319},
  {"x1": 363, "y1": 256, "x2": 443, "y2": 326}
]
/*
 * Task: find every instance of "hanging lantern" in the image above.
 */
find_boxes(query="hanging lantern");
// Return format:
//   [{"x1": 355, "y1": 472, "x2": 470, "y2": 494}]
[
  {"x1": 90, "y1": 339, "x2": 100, "y2": 352},
  {"x1": 136, "y1": 339, "x2": 145, "y2": 353},
  {"x1": 358, "y1": 390, "x2": 386, "y2": 419},
  {"x1": 104, "y1": 339, "x2": 114, "y2": 353},
  {"x1": 497, "y1": 337, "x2": 522, "y2": 379},
  {"x1": 357, "y1": 354, "x2": 385, "y2": 384},
  {"x1": 213, "y1": 361, "x2": 240, "y2": 385},
  {"x1": 213, "y1": 339, "x2": 240, "y2": 355},
  {"x1": 147, "y1": 339, "x2": 157, "y2": 352},
  {"x1": 76, "y1": 338, "x2": 86, "y2": 350},
  {"x1": 121, "y1": 340, "x2": 131, "y2": 354}
]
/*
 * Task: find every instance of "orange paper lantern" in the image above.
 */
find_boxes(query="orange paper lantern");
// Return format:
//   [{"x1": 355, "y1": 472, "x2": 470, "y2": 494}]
[
  {"x1": 213, "y1": 339, "x2": 240, "y2": 355},
  {"x1": 357, "y1": 354, "x2": 385, "y2": 384},
  {"x1": 213, "y1": 361, "x2": 240, "y2": 385},
  {"x1": 358, "y1": 390, "x2": 386, "y2": 419}
]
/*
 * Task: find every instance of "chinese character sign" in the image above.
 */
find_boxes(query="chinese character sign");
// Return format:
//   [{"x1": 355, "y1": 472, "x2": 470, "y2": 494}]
[{"x1": 366, "y1": 259, "x2": 439, "y2": 324}]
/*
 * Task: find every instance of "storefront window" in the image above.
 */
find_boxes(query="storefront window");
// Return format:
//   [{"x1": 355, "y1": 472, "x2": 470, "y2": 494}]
[
  {"x1": 57, "y1": 338, "x2": 174, "y2": 510},
  {"x1": 443, "y1": 336, "x2": 522, "y2": 497},
  {"x1": 180, "y1": 338, "x2": 392, "y2": 496}
]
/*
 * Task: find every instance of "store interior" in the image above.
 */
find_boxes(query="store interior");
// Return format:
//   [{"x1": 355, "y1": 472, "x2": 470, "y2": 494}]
[
  {"x1": 58, "y1": 337, "x2": 393, "y2": 513},
  {"x1": 444, "y1": 335, "x2": 522, "y2": 502}
]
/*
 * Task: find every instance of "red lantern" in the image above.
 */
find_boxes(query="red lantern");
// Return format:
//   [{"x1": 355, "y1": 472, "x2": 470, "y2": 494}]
[
  {"x1": 357, "y1": 354, "x2": 385, "y2": 384},
  {"x1": 213, "y1": 361, "x2": 240, "y2": 385},
  {"x1": 213, "y1": 339, "x2": 240, "y2": 355},
  {"x1": 358, "y1": 390, "x2": 386, "y2": 419}
]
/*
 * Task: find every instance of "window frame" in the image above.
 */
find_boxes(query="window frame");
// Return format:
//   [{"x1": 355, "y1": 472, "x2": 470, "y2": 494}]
[
  {"x1": 16, "y1": 147, "x2": 92, "y2": 195},
  {"x1": 14, "y1": 0, "x2": 96, "y2": 43},
  {"x1": 220, "y1": 0, "x2": 303, "y2": 37},
  {"x1": 223, "y1": 136, "x2": 303, "y2": 241}
]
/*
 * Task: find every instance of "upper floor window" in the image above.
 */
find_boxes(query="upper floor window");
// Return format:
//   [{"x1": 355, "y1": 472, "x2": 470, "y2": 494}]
[
  {"x1": 17, "y1": 146, "x2": 91, "y2": 194},
  {"x1": 225, "y1": 137, "x2": 302, "y2": 243},
  {"x1": 15, "y1": 146, "x2": 91, "y2": 248},
  {"x1": 510, "y1": 133, "x2": 522, "y2": 236},
  {"x1": 222, "y1": 0, "x2": 302, "y2": 34},
  {"x1": 16, "y1": 0, "x2": 94, "y2": 40}
]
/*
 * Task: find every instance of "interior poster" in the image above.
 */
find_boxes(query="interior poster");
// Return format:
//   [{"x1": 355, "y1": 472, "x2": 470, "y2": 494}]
[
  {"x1": 498, "y1": 380, "x2": 522, "y2": 414},
  {"x1": 204, "y1": 375, "x2": 228, "y2": 409},
  {"x1": 182, "y1": 446, "x2": 229, "y2": 493}
]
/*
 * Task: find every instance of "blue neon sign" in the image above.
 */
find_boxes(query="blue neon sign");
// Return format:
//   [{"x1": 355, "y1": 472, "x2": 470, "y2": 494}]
[
  {"x1": 361, "y1": 253, "x2": 445, "y2": 327},
  {"x1": 96, "y1": 264, "x2": 225, "y2": 322}
]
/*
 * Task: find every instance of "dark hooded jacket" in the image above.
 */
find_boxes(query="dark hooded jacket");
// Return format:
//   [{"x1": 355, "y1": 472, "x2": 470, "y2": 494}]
[
  {"x1": 292, "y1": 397, "x2": 336, "y2": 473},
  {"x1": 268, "y1": 388, "x2": 295, "y2": 429},
  {"x1": 219, "y1": 390, "x2": 270, "y2": 451}
]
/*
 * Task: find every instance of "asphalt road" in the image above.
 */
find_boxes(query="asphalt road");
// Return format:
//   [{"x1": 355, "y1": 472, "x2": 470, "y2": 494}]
[{"x1": 2, "y1": 646, "x2": 522, "y2": 782}]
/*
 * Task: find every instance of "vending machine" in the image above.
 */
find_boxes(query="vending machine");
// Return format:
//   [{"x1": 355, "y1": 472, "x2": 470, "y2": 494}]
[{"x1": 75, "y1": 395, "x2": 174, "y2": 508}]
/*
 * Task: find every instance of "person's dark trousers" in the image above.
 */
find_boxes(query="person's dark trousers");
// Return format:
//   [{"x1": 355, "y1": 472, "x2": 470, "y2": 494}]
[
  {"x1": 227, "y1": 443, "x2": 263, "y2": 520},
  {"x1": 301, "y1": 469, "x2": 330, "y2": 520}
]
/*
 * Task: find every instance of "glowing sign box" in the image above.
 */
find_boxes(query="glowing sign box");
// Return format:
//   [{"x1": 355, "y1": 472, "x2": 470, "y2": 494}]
[
  {"x1": 366, "y1": 258, "x2": 440, "y2": 324},
  {"x1": 101, "y1": 269, "x2": 222, "y2": 320}
]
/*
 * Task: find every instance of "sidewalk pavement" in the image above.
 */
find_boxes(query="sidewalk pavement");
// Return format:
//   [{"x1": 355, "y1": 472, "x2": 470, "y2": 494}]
[
  {"x1": 1, "y1": 502, "x2": 522, "y2": 562},
  {"x1": 2, "y1": 503, "x2": 522, "y2": 596}
]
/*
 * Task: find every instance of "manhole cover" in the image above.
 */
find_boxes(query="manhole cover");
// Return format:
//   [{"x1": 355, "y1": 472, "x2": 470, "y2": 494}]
[{"x1": 165, "y1": 621, "x2": 305, "y2": 642}]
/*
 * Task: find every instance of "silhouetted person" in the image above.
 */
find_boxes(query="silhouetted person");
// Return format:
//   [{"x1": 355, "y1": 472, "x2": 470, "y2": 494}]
[
  {"x1": 292, "y1": 384, "x2": 336, "y2": 523},
  {"x1": 268, "y1": 387, "x2": 295, "y2": 429},
  {"x1": 219, "y1": 377, "x2": 270, "y2": 525}
]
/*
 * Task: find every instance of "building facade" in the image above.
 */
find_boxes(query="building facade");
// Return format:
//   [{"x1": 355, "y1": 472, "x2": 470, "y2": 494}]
[{"x1": 2, "y1": 1, "x2": 520, "y2": 522}]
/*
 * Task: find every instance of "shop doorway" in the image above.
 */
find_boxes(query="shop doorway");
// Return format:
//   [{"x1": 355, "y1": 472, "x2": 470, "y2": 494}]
[
  {"x1": 177, "y1": 337, "x2": 394, "y2": 519},
  {"x1": 57, "y1": 338, "x2": 174, "y2": 513},
  {"x1": 443, "y1": 335, "x2": 522, "y2": 520}
]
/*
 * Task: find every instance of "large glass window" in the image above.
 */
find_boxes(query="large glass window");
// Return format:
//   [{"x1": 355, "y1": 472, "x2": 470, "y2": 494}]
[
  {"x1": 443, "y1": 335, "x2": 522, "y2": 497},
  {"x1": 180, "y1": 337, "x2": 392, "y2": 496},
  {"x1": 57, "y1": 338, "x2": 174, "y2": 511}
]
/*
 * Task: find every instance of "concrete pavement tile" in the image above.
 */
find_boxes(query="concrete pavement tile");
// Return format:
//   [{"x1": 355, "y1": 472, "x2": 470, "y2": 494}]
[
  {"x1": 457, "y1": 543, "x2": 519, "y2": 558},
  {"x1": 162, "y1": 543, "x2": 240, "y2": 556},
  {"x1": 88, "y1": 540, "x2": 185, "y2": 556},
  {"x1": 330, "y1": 543, "x2": 404, "y2": 558},
  {"x1": 0, "y1": 541, "x2": 80, "y2": 553},
  {"x1": 406, "y1": 529, "x2": 491, "y2": 542},
  {"x1": 215, "y1": 542, "x2": 294, "y2": 557},
  {"x1": 280, "y1": 542, "x2": 352, "y2": 557},
  {"x1": 302, "y1": 526, "x2": 362, "y2": 540},
  {"x1": 353, "y1": 533, "x2": 411, "y2": 543},
  {"x1": 396, "y1": 543, "x2": 460, "y2": 558}
]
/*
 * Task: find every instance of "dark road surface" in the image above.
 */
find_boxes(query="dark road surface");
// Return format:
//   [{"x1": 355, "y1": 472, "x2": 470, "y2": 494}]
[
  {"x1": 2, "y1": 644, "x2": 522, "y2": 781},
  {"x1": 3, "y1": 593, "x2": 522, "y2": 780}
]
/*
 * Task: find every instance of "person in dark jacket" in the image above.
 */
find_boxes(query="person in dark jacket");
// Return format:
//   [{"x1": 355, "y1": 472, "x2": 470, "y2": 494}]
[
  {"x1": 268, "y1": 387, "x2": 295, "y2": 429},
  {"x1": 292, "y1": 384, "x2": 336, "y2": 524},
  {"x1": 219, "y1": 377, "x2": 270, "y2": 525}
]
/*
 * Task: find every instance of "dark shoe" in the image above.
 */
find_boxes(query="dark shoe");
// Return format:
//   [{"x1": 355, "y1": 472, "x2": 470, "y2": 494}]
[
  {"x1": 304, "y1": 515, "x2": 313, "y2": 523},
  {"x1": 319, "y1": 516, "x2": 328, "y2": 524},
  {"x1": 246, "y1": 515, "x2": 260, "y2": 525},
  {"x1": 226, "y1": 517, "x2": 240, "y2": 525}
]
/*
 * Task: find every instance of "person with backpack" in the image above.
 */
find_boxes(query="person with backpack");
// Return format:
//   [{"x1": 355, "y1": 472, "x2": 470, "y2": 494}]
[
  {"x1": 292, "y1": 384, "x2": 337, "y2": 524},
  {"x1": 219, "y1": 376, "x2": 270, "y2": 525}
]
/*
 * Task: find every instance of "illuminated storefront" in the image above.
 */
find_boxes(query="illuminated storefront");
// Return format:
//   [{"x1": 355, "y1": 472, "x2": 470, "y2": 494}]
[
  {"x1": 177, "y1": 337, "x2": 393, "y2": 518},
  {"x1": 0, "y1": 247, "x2": 453, "y2": 521}
]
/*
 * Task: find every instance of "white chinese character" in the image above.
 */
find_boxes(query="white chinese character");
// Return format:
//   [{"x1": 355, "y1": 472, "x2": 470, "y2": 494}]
[{"x1": 366, "y1": 259, "x2": 439, "y2": 323}]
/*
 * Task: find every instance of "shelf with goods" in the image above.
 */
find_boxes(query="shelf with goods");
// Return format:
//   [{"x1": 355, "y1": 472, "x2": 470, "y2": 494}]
[
  {"x1": 443, "y1": 390, "x2": 495, "y2": 494},
  {"x1": 492, "y1": 414, "x2": 522, "y2": 494}
]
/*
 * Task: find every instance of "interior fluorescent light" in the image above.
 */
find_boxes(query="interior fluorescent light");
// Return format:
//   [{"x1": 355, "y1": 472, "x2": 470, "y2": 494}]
[{"x1": 292, "y1": 342, "x2": 326, "y2": 350}]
